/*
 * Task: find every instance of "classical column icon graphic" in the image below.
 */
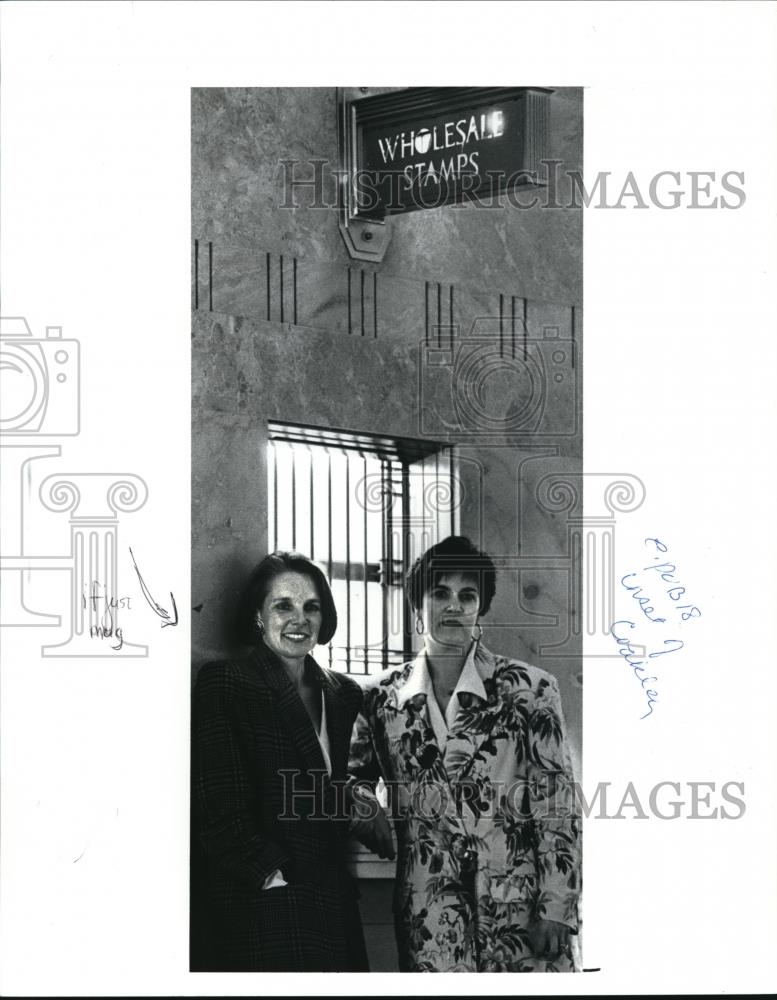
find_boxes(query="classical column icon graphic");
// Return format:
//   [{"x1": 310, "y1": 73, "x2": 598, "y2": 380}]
[
  {"x1": 534, "y1": 472, "x2": 646, "y2": 656},
  {"x1": 38, "y1": 474, "x2": 149, "y2": 657}
]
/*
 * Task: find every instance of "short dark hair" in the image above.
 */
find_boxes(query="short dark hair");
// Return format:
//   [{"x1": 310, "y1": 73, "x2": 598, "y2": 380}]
[
  {"x1": 406, "y1": 535, "x2": 497, "y2": 616},
  {"x1": 239, "y1": 551, "x2": 338, "y2": 646}
]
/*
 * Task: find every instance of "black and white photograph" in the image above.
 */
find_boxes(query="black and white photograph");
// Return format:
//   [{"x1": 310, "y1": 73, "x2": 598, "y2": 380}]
[
  {"x1": 1, "y1": 2, "x2": 776, "y2": 996},
  {"x1": 189, "y1": 85, "x2": 584, "y2": 972}
]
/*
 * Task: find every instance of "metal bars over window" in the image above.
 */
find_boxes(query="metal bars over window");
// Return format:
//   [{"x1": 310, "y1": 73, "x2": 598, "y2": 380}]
[{"x1": 267, "y1": 422, "x2": 457, "y2": 676}]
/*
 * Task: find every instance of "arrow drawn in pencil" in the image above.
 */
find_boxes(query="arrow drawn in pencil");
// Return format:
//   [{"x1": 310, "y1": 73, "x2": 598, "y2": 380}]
[{"x1": 129, "y1": 547, "x2": 178, "y2": 627}]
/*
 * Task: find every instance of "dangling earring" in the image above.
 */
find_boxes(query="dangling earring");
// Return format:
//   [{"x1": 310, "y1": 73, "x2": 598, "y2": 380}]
[
  {"x1": 415, "y1": 614, "x2": 425, "y2": 635},
  {"x1": 472, "y1": 622, "x2": 483, "y2": 643},
  {"x1": 256, "y1": 616, "x2": 265, "y2": 635}
]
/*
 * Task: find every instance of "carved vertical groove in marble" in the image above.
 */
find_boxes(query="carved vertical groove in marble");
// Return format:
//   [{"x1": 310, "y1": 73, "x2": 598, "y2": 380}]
[
  {"x1": 497, "y1": 292, "x2": 529, "y2": 359},
  {"x1": 191, "y1": 237, "x2": 582, "y2": 357},
  {"x1": 193, "y1": 239, "x2": 199, "y2": 310},
  {"x1": 208, "y1": 241, "x2": 213, "y2": 311},
  {"x1": 424, "y1": 280, "x2": 455, "y2": 346},
  {"x1": 263, "y1": 251, "x2": 298, "y2": 325},
  {"x1": 192, "y1": 238, "x2": 214, "y2": 312},
  {"x1": 347, "y1": 267, "x2": 378, "y2": 337},
  {"x1": 194, "y1": 240, "x2": 301, "y2": 323}
]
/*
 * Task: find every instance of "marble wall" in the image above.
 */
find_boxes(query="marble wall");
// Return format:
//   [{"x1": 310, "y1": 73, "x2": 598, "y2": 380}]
[
  {"x1": 192, "y1": 87, "x2": 582, "y2": 303},
  {"x1": 191, "y1": 86, "x2": 584, "y2": 747}
]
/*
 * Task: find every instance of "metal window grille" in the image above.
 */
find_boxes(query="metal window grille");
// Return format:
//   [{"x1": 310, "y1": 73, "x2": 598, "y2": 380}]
[{"x1": 267, "y1": 422, "x2": 457, "y2": 676}]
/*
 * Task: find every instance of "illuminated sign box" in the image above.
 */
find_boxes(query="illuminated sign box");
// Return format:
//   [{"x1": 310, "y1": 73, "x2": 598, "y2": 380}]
[{"x1": 349, "y1": 87, "x2": 553, "y2": 217}]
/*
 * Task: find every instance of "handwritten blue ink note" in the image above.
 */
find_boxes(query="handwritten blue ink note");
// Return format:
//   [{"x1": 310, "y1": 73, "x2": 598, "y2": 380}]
[{"x1": 611, "y1": 537, "x2": 702, "y2": 719}]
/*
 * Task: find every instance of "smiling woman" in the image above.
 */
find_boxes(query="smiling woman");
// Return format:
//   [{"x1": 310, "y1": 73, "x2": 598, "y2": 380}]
[
  {"x1": 348, "y1": 535, "x2": 581, "y2": 972},
  {"x1": 190, "y1": 551, "x2": 392, "y2": 971},
  {"x1": 260, "y1": 573, "x2": 323, "y2": 654},
  {"x1": 250, "y1": 561, "x2": 332, "y2": 737}
]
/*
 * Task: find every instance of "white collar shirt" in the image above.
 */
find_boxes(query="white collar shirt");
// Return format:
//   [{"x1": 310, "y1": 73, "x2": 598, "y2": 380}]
[
  {"x1": 397, "y1": 642, "x2": 487, "y2": 746},
  {"x1": 316, "y1": 688, "x2": 332, "y2": 775}
]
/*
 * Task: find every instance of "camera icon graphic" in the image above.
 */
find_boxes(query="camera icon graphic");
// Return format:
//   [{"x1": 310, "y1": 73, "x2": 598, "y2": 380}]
[
  {"x1": 0, "y1": 317, "x2": 80, "y2": 436},
  {"x1": 418, "y1": 315, "x2": 578, "y2": 442}
]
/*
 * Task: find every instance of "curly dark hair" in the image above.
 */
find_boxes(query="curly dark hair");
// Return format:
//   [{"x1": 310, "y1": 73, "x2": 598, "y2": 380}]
[
  {"x1": 238, "y1": 551, "x2": 338, "y2": 646},
  {"x1": 406, "y1": 535, "x2": 496, "y2": 616}
]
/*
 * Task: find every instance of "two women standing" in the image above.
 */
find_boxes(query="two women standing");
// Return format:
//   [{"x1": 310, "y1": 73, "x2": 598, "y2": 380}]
[{"x1": 192, "y1": 537, "x2": 580, "y2": 972}]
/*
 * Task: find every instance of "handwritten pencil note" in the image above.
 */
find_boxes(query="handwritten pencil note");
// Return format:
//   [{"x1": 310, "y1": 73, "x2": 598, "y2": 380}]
[{"x1": 611, "y1": 537, "x2": 702, "y2": 719}]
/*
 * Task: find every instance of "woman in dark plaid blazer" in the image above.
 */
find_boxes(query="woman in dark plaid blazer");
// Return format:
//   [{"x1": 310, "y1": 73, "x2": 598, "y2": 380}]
[{"x1": 191, "y1": 552, "x2": 391, "y2": 971}]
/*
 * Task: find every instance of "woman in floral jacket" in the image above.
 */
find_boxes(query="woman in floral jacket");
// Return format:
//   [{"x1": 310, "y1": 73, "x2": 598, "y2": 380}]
[{"x1": 349, "y1": 536, "x2": 580, "y2": 972}]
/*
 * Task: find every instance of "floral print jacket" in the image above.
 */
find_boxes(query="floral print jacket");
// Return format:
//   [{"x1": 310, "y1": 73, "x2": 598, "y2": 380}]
[{"x1": 348, "y1": 643, "x2": 580, "y2": 972}]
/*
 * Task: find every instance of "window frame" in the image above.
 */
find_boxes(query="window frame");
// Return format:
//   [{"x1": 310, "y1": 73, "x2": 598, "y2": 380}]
[{"x1": 267, "y1": 420, "x2": 457, "y2": 677}]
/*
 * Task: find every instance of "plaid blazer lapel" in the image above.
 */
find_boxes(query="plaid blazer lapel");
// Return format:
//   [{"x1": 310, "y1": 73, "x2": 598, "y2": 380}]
[{"x1": 249, "y1": 645, "x2": 329, "y2": 777}]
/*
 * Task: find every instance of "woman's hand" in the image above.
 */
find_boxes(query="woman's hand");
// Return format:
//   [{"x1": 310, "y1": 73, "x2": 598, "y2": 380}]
[
  {"x1": 349, "y1": 786, "x2": 396, "y2": 860},
  {"x1": 528, "y1": 918, "x2": 571, "y2": 960}
]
